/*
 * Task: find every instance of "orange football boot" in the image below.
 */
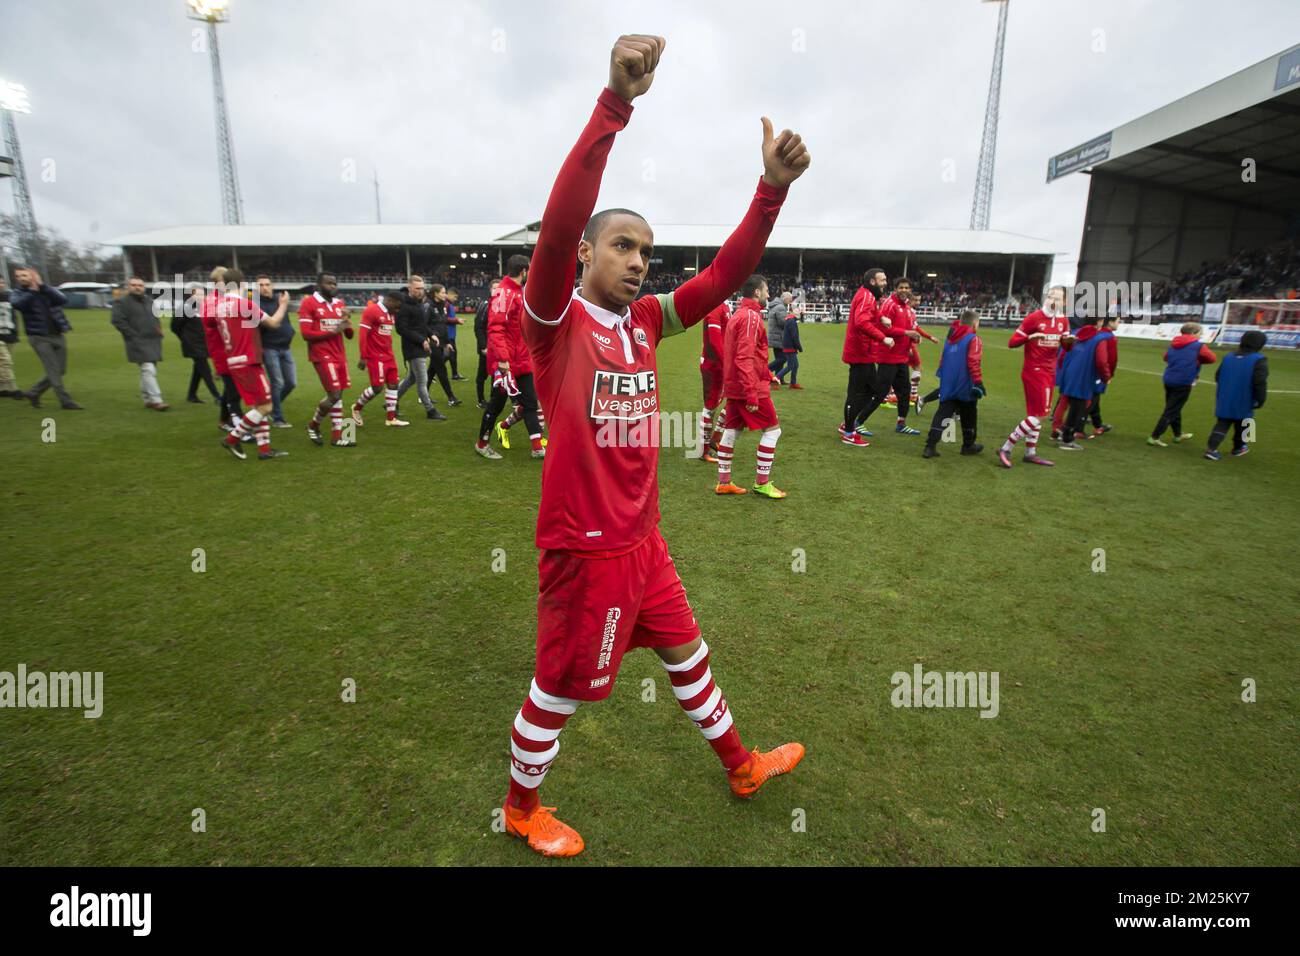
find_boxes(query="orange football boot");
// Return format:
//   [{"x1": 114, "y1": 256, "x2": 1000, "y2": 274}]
[
  {"x1": 727, "y1": 743, "x2": 806, "y2": 799},
  {"x1": 503, "y1": 803, "x2": 585, "y2": 857},
  {"x1": 715, "y1": 482, "x2": 748, "y2": 495}
]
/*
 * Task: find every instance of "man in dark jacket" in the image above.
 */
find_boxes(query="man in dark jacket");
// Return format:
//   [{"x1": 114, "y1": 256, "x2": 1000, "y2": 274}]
[
  {"x1": 474, "y1": 279, "x2": 499, "y2": 407},
  {"x1": 425, "y1": 283, "x2": 461, "y2": 406},
  {"x1": 10, "y1": 267, "x2": 81, "y2": 409},
  {"x1": 110, "y1": 277, "x2": 169, "y2": 410},
  {"x1": 394, "y1": 275, "x2": 446, "y2": 421},
  {"x1": 256, "y1": 274, "x2": 296, "y2": 427},
  {"x1": 172, "y1": 284, "x2": 222, "y2": 403}
]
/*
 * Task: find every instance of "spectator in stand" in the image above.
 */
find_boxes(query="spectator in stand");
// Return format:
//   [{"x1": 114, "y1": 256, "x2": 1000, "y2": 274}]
[
  {"x1": 110, "y1": 276, "x2": 169, "y2": 410},
  {"x1": 10, "y1": 266, "x2": 82, "y2": 410},
  {"x1": 256, "y1": 274, "x2": 296, "y2": 428}
]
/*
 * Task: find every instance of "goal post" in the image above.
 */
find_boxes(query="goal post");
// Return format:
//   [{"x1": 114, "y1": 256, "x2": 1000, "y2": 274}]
[{"x1": 1214, "y1": 299, "x2": 1300, "y2": 349}]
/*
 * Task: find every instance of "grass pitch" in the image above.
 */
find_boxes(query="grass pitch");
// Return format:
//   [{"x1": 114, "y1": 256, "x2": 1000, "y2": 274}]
[{"x1": 1, "y1": 309, "x2": 1296, "y2": 866}]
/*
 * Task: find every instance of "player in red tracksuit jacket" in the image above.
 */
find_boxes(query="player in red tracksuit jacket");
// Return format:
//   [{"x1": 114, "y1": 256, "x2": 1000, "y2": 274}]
[
  {"x1": 715, "y1": 276, "x2": 785, "y2": 498},
  {"x1": 859, "y1": 277, "x2": 924, "y2": 435},
  {"x1": 998, "y1": 286, "x2": 1073, "y2": 468},
  {"x1": 498, "y1": 35, "x2": 808, "y2": 858},
  {"x1": 696, "y1": 300, "x2": 730, "y2": 461},
  {"x1": 839, "y1": 269, "x2": 889, "y2": 446},
  {"x1": 351, "y1": 292, "x2": 409, "y2": 428},
  {"x1": 476, "y1": 255, "x2": 545, "y2": 459},
  {"x1": 297, "y1": 273, "x2": 356, "y2": 447}
]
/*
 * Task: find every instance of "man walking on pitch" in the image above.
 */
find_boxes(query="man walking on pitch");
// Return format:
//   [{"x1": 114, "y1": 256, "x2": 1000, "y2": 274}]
[
  {"x1": 214, "y1": 269, "x2": 292, "y2": 460},
  {"x1": 474, "y1": 279, "x2": 499, "y2": 407},
  {"x1": 693, "y1": 299, "x2": 730, "y2": 462},
  {"x1": 256, "y1": 275, "x2": 297, "y2": 428},
  {"x1": 998, "y1": 285, "x2": 1072, "y2": 468},
  {"x1": 110, "y1": 277, "x2": 169, "y2": 411},
  {"x1": 500, "y1": 35, "x2": 808, "y2": 857},
  {"x1": 1148, "y1": 322, "x2": 1215, "y2": 447},
  {"x1": 395, "y1": 275, "x2": 446, "y2": 421},
  {"x1": 298, "y1": 273, "x2": 357, "y2": 447},
  {"x1": 351, "y1": 291, "x2": 409, "y2": 427},
  {"x1": 476, "y1": 255, "x2": 544, "y2": 459},
  {"x1": 838, "y1": 268, "x2": 888, "y2": 446},
  {"x1": 857, "y1": 276, "x2": 923, "y2": 436},
  {"x1": 716, "y1": 274, "x2": 786, "y2": 498}
]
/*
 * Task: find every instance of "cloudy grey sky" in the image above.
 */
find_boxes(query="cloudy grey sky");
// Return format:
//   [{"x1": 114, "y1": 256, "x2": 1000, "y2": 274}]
[{"x1": 2, "y1": 0, "x2": 1298, "y2": 282}]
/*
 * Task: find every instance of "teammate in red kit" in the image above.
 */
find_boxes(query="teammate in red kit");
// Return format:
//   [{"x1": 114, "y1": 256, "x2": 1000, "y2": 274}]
[
  {"x1": 715, "y1": 275, "x2": 786, "y2": 498},
  {"x1": 858, "y1": 276, "x2": 924, "y2": 436},
  {"x1": 838, "y1": 269, "x2": 889, "y2": 446},
  {"x1": 199, "y1": 266, "x2": 246, "y2": 434},
  {"x1": 298, "y1": 272, "x2": 356, "y2": 447},
  {"x1": 477, "y1": 255, "x2": 545, "y2": 460},
  {"x1": 351, "y1": 291, "x2": 409, "y2": 428},
  {"x1": 499, "y1": 35, "x2": 809, "y2": 858},
  {"x1": 694, "y1": 300, "x2": 730, "y2": 462},
  {"x1": 213, "y1": 268, "x2": 290, "y2": 460},
  {"x1": 997, "y1": 285, "x2": 1073, "y2": 468}
]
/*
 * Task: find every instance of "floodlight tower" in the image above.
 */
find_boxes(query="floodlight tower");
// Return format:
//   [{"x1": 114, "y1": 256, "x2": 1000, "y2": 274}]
[
  {"x1": 187, "y1": 0, "x2": 244, "y2": 224},
  {"x1": 0, "y1": 79, "x2": 45, "y2": 273},
  {"x1": 970, "y1": 0, "x2": 1009, "y2": 231}
]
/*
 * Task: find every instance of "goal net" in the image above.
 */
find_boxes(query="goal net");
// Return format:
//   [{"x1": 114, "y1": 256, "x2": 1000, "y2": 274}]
[{"x1": 1215, "y1": 299, "x2": 1300, "y2": 349}]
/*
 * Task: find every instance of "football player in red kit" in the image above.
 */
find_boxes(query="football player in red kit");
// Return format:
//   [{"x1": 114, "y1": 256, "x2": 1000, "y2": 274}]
[
  {"x1": 694, "y1": 300, "x2": 731, "y2": 462},
  {"x1": 477, "y1": 254, "x2": 546, "y2": 459},
  {"x1": 998, "y1": 285, "x2": 1073, "y2": 468},
  {"x1": 499, "y1": 35, "x2": 809, "y2": 858},
  {"x1": 351, "y1": 291, "x2": 409, "y2": 427},
  {"x1": 214, "y1": 268, "x2": 291, "y2": 460},
  {"x1": 715, "y1": 275, "x2": 785, "y2": 498},
  {"x1": 298, "y1": 272, "x2": 356, "y2": 447}
]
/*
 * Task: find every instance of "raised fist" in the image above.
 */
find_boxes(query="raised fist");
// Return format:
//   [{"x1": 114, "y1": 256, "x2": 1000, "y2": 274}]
[{"x1": 608, "y1": 35, "x2": 665, "y2": 103}]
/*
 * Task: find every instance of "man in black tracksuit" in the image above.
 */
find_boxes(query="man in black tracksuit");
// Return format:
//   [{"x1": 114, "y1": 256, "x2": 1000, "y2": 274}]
[
  {"x1": 474, "y1": 280, "x2": 499, "y2": 407},
  {"x1": 394, "y1": 276, "x2": 447, "y2": 421},
  {"x1": 424, "y1": 284, "x2": 461, "y2": 406}
]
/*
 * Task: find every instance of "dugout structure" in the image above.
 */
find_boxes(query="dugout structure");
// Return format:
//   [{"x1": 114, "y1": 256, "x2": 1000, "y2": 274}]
[{"x1": 1049, "y1": 43, "x2": 1300, "y2": 290}]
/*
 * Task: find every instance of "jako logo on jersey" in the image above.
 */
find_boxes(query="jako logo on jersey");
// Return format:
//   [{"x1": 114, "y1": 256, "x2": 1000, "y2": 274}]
[
  {"x1": 592, "y1": 331, "x2": 613, "y2": 348},
  {"x1": 596, "y1": 607, "x2": 621, "y2": 671},
  {"x1": 590, "y1": 369, "x2": 659, "y2": 421}
]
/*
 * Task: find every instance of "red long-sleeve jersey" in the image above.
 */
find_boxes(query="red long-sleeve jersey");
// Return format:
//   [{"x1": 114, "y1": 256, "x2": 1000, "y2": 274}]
[
  {"x1": 358, "y1": 300, "x2": 396, "y2": 362},
  {"x1": 700, "y1": 302, "x2": 730, "y2": 368},
  {"x1": 520, "y1": 88, "x2": 787, "y2": 552},
  {"x1": 486, "y1": 274, "x2": 532, "y2": 375},
  {"x1": 872, "y1": 292, "x2": 918, "y2": 363},
  {"x1": 722, "y1": 298, "x2": 769, "y2": 406},
  {"x1": 841, "y1": 286, "x2": 879, "y2": 364},
  {"x1": 298, "y1": 292, "x2": 352, "y2": 364}
]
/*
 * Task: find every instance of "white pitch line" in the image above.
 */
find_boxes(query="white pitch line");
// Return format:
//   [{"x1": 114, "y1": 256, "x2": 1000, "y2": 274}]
[{"x1": 1117, "y1": 365, "x2": 1300, "y2": 394}]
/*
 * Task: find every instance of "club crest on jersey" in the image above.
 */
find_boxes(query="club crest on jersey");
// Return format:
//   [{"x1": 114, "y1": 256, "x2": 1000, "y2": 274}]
[
  {"x1": 632, "y1": 328, "x2": 648, "y2": 348},
  {"x1": 590, "y1": 368, "x2": 659, "y2": 421}
]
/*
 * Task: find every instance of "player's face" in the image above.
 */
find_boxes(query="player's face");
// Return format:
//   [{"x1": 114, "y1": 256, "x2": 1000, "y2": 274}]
[
  {"x1": 320, "y1": 276, "x2": 338, "y2": 296},
  {"x1": 1046, "y1": 288, "x2": 1064, "y2": 312},
  {"x1": 581, "y1": 214, "x2": 654, "y2": 309},
  {"x1": 896, "y1": 283, "x2": 911, "y2": 302}
]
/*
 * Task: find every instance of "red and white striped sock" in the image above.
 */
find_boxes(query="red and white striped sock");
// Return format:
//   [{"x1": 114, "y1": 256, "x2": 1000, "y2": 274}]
[
  {"x1": 530, "y1": 432, "x2": 543, "y2": 452},
  {"x1": 255, "y1": 418, "x2": 270, "y2": 449},
  {"x1": 503, "y1": 408, "x2": 520, "y2": 429},
  {"x1": 700, "y1": 407, "x2": 714, "y2": 449},
  {"x1": 1003, "y1": 416, "x2": 1035, "y2": 453},
  {"x1": 329, "y1": 400, "x2": 344, "y2": 440},
  {"x1": 507, "y1": 678, "x2": 578, "y2": 813},
  {"x1": 229, "y1": 408, "x2": 263, "y2": 441},
  {"x1": 356, "y1": 386, "x2": 376, "y2": 408},
  {"x1": 662, "y1": 641, "x2": 749, "y2": 772},
  {"x1": 1023, "y1": 415, "x2": 1041, "y2": 453},
  {"x1": 385, "y1": 388, "x2": 398, "y2": 419},
  {"x1": 536, "y1": 407, "x2": 546, "y2": 431},
  {"x1": 910, "y1": 372, "x2": 921, "y2": 403},
  {"x1": 755, "y1": 426, "x2": 781, "y2": 485},
  {"x1": 716, "y1": 428, "x2": 737, "y2": 484}
]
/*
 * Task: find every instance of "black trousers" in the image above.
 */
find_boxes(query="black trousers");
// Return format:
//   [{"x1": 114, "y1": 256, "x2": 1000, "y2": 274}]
[
  {"x1": 859, "y1": 363, "x2": 910, "y2": 425},
  {"x1": 1151, "y1": 385, "x2": 1192, "y2": 439},
  {"x1": 448, "y1": 341, "x2": 460, "y2": 378},
  {"x1": 479, "y1": 371, "x2": 541, "y2": 441},
  {"x1": 1062, "y1": 396, "x2": 1091, "y2": 442},
  {"x1": 219, "y1": 373, "x2": 244, "y2": 423},
  {"x1": 425, "y1": 347, "x2": 456, "y2": 400},
  {"x1": 842, "y1": 362, "x2": 876, "y2": 430},
  {"x1": 475, "y1": 352, "x2": 488, "y2": 404},
  {"x1": 1207, "y1": 418, "x2": 1247, "y2": 452},
  {"x1": 1088, "y1": 395, "x2": 1104, "y2": 428},
  {"x1": 188, "y1": 357, "x2": 220, "y2": 400},
  {"x1": 925, "y1": 399, "x2": 978, "y2": 447}
]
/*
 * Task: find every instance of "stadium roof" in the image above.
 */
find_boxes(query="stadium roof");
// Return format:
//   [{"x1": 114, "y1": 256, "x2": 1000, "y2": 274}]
[
  {"x1": 1047, "y1": 43, "x2": 1300, "y2": 213},
  {"x1": 106, "y1": 223, "x2": 1057, "y2": 257}
]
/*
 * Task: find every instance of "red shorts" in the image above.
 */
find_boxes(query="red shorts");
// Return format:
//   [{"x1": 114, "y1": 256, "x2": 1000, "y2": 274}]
[
  {"x1": 701, "y1": 363, "x2": 723, "y2": 409},
  {"x1": 314, "y1": 359, "x2": 350, "y2": 392},
  {"x1": 229, "y1": 365, "x2": 271, "y2": 406},
  {"x1": 535, "y1": 528, "x2": 700, "y2": 701},
  {"x1": 1021, "y1": 370, "x2": 1055, "y2": 418},
  {"x1": 723, "y1": 395, "x2": 779, "y2": 431},
  {"x1": 365, "y1": 357, "x2": 400, "y2": 389}
]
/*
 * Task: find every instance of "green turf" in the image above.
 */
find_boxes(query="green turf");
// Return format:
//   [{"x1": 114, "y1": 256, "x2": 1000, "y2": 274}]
[{"x1": 1, "y1": 310, "x2": 1296, "y2": 866}]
